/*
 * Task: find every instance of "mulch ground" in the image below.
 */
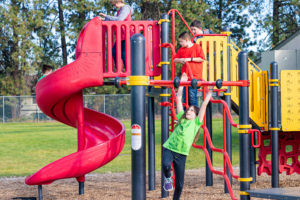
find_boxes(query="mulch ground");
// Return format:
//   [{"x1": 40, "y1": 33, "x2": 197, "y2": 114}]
[{"x1": 1, "y1": 168, "x2": 300, "y2": 200}]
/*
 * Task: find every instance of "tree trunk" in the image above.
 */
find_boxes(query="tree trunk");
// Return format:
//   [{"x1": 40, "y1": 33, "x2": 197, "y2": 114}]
[
  {"x1": 218, "y1": 0, "x2": 223, "y2": 21},
  {"x1": 272, "y1": 0, "x2": 280, "y2": 46},
  {"x1": 141, "y1": 1, "x2": 161, "y2": 20},
  {"x1": 58, "y1": 0, "x2": 68, "y2": 65}
]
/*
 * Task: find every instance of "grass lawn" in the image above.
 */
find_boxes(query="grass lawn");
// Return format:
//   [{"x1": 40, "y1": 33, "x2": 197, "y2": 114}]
[{"x1": 0, "y1": 118, "x2": 239, "y2": 177}]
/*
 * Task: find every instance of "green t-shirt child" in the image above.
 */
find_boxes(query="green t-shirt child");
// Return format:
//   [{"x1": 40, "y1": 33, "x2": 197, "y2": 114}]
[{"x1": 163, "y1": 110, "x2": 202, "y2": 155}]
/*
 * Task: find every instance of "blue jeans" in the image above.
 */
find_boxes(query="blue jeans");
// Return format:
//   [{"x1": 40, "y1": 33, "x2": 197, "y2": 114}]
[
  {"x1": 162, "y1": 148, "x2": 187, "y2": 200},
  {"x1": 183, "y1": 87, "x2": 198, "y2": 106},
  {"x1": 112, "y1": 40, "x2": 126, "y2": 70}
]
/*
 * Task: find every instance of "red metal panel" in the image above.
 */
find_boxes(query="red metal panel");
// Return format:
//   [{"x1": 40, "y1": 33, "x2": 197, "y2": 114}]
[{"x1": 101, "y1": 21, "x2": 161, "y2": 78}]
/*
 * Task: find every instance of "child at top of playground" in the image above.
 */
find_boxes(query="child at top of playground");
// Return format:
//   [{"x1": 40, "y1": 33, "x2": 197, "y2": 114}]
[
  {"x1": 38, "y1": 64, "x2": 53, "y2": 81},
  {"x1": 173, "y1": 31, "x2": 206, "y2": 106},
  {"x1": 162, "y1": 72, "x2": 213, "y2": 200},
  {"x1": 190, "y1": 19, "x2": 214, "y2": 43},
  {"x1": 99, "y1": 0, "x2": 134, "y2": 69}
]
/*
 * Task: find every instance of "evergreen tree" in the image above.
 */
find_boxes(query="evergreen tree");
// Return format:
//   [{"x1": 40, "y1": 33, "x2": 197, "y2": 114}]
[
  {"x1": 0, "y1": 0, "x2": 39, "y2": 95},
  {"x1": 271, "y1": 0, "x2": 299, "y2": 47},
  {"x1": 252, "y1": 0, "x2": 299, "y2": 50},
  {"x1": 64, "y1": 0, "x2": 101, "y2": 59},
  {"x1": 58, "y1": 0, "x2": 68, "y2": 65},
  {"x1": 204, "y1": 0, "x2": 257, "y2": 49}
]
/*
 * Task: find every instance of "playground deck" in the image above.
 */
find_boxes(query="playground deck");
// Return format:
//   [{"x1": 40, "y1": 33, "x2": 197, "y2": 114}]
[{"x1": 248, "y1": 188, "x2": 300, "y2": 200}]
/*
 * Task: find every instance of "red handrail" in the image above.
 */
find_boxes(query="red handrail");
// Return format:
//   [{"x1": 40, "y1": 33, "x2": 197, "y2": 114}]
[
  {"x1": 168, "y1": 9, "x2": 194, "y2": 44},
  {"x1": 249, "y1": 129, "x2": 261, "y2": 148},
  {"x1": 161, "y1": 43, "x2": 176, "y2": 79},
  {"x1": 210, "y1": 98, "x2": 238, "y2": 128}
]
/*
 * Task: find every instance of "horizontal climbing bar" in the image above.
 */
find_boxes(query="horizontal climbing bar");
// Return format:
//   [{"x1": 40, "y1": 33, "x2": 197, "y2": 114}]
[
  {"x1": 149, "y1": 80, "x2": 249, "y2": 87},
  {"x1": 115, "y1": 79, "x2": 249, "y2": 88}
]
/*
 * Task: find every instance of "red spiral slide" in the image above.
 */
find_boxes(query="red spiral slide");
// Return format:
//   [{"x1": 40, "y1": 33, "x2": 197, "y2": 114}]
[{"x1": 25, "y1": 17, "x2": 125, "y2": 185}]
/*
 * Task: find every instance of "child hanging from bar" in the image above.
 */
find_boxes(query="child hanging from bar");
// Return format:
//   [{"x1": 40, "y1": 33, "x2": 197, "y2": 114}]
[
  {"x1": 162, "y1": 73, "x2": 213, "y2": 200},
  {"x1": 173, "y1": 32, "x2": 206, "y2": 106}
]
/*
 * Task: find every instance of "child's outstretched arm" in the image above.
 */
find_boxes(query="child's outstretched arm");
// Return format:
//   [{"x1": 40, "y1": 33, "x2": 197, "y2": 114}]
[
  {"x1": 198, "y1": 86, "x2": 213, "y2": 123},
  {"x1": 176, "y1": 73, "x2": 188, "y2": 114},
  {"x1": 174, "y1": 57, "x2": 205, "y2": 64}
]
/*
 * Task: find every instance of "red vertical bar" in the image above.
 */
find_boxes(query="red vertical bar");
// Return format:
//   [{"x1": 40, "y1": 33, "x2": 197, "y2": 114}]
[
  {"x1": 172, "y1": 11, "x2": 176, "y2": 80},
  {"x1": 102, "y1": 25, "x2": 106, "y2": 73},
  {"x1": 152, "y1": 22, "x2": 161, "y2": 76},
  {"x1": 223, "y1": 107, "x2": 227, "y2": 174},
  {"x1": 125, "y1": 23, "x2": 131, "y2": 76},
  {"x1": 172, "y1": 11, "x2": 175, "y2": 51},
  {"x1": 117, "y1": 24, "x2": 122, "y2": 73},
  {"x1": 107, "y1": 24, "x2": 113, "y2": 74},
  {"x1": 203, "y1": 89, "x2": 207, "y2": 148},
  {"x1": 76, "y1": 91, "x2": 85, "y2": 182},
  {"x1": 144, "y1": 24, "x2": 149, "y2": 75}
]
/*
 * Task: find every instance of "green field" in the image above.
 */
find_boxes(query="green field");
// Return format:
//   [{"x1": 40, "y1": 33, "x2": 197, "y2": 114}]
[{"x1": 0, "y1": 119, "x2": 240, "y2": 177}]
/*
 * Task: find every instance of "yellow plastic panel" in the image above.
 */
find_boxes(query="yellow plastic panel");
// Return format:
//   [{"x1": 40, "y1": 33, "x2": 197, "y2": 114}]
[
  {"x1": 222, "y1": 42, "x2": 228, "y2": 81},
  {"x1": 230, "y1": 45, "x2": 240, "y2": 105},
  {"x1": 215, "y1": 40, "x2": 221, "y2": 80},
  {"x1": 201, "y1": 40, "x2": 208, "y2": 81},
  {"x1": 261, "y1": 71, "x2": 269, "y2": 130},
  {"x1": 249, "y1": 71, "x2": 268, "y2": 129},
  {"x1": 197, "y1": 36, "x2": 228, "y2": 83},
  {"x1": 281, "y1": 70, "x2": 300, "y2": 131},
  {"x1": 209, "y1": 40, "x2": 214, "y2": 81}
]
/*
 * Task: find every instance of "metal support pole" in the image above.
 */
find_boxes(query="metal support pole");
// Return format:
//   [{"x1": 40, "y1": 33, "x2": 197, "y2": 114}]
[
  {"x1": 270, "y1": 61, "x2": 279, "y2": 188},
  {"x1": 131, "y1": 34, "x2": 146, "y2": 200},
  {"x1": 79, "y1": 182, "x2": 84, "y2": 195},
  {"x1": 224, "y1": 27, "x2": 232, "y2": 193},
  {"x1": 3, "y1": 96, "x2": 4, "y2": 123},
  {"x1": 160, "y1": 13, "x2": 169, "y2": 198},
  {"x1": 205, "y1": 102, "x2": 213, "y2": 186},
  {"x1": 104, "y1": 95, "x2": 106, "y2": 114},
  {"x1": 37, "y1": 105, "x2": 40, "y2": 123},
  {"x1": 148, "y1": 84, "x2": 155, "y2": 190},
  {"x1": 238, "y1": 51, "x2": 250, "y2": 200},
  {"x1": 38, "y1": 185, "x2": 43, "y2": 200}
]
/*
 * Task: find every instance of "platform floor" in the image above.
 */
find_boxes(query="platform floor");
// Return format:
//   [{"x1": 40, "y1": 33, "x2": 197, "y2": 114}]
[{"x1": 247, "y1": 187, "x2": 300, "y2": 200}]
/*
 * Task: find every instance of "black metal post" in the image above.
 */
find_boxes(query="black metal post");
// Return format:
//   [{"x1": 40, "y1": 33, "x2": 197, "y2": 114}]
[
  {"x1": 205, "y1": 102, "x2": 213, "y2": 186},
  {"x1": 148, "y1": 83, "x2": 155, "y2": 191},
  {"x1": 223, "y1": 27, "x2": 232, "y2": 193},
  {"x1": 79, "y1": 182, "x2": 84, "y2": 195},
  {"x1": 270, "y1": 61, "x2": 279, "y2": 188},
  {"x1": 38, "y1": 185, "x2": 43, "y2": 200},
  {"x1": 131, "y1": 34, "x2": 146, "y2": 200},
  {"x1": 160, "y1": 13, "x2": 169, "y2": 198},
  {"x1": 238, "y1": 51, "x2": 250, "y2": 200}
]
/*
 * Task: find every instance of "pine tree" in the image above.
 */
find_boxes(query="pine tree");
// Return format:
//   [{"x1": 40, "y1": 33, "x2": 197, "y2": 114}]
[
  {"x1": 204, "y1": 0, "x2": 256, "y2": 49},
  {"x1": 271, "y1": 0, "x2": 299, "y2": 47},
  {"x1": 58, "y1": 0, "x2": 68, "y2": 65}
]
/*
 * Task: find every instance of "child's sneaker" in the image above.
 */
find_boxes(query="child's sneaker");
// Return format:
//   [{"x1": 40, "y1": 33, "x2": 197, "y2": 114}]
[{"x1": 163, "y1": 177, "x2": 173, "y2": 191}]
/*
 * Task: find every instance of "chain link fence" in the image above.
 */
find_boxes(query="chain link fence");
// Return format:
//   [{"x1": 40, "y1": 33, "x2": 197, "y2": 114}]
[{"x1": 0, "y1": 94, "x2": 234, "y2": 123}]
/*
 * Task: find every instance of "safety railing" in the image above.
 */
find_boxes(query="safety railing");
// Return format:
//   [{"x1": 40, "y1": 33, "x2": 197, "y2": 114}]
[
  {"x1": 229, "y1": 42, "x2": 269, "y2": 130},
  {"x1": 101, "y1": 21, "x2": 161, "y2": 78},
  {"x1": 196, "y1": 35, "x2": 229, "y2": 82}
]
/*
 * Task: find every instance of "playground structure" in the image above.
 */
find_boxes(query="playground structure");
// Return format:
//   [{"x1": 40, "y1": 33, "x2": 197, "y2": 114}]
[{"x1": 25, "y1": 10, "x2": 300, "y2": 200}]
